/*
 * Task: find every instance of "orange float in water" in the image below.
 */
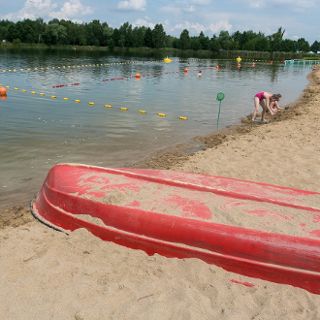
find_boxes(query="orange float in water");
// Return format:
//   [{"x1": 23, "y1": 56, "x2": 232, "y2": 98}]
[
  {"x1": 135, "y1": 72, "x2": 141, "y2": 79},
  {"x1": 0, "y1": 86, "x2": 7, "y2": 96}
]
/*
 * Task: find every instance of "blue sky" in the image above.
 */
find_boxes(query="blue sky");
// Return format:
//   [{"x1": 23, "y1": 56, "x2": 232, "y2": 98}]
[{"x1": 0, "y1": 0, "x2": 319, "y2": 43}]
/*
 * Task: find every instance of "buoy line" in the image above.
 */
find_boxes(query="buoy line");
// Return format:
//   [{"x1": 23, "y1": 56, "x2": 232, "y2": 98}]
[{"x1": 1, "y1": 83, "x2": 189, "y2": 121}]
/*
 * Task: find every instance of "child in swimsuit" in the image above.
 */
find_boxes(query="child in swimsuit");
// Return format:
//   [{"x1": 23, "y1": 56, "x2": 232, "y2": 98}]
[{"x1": 252, "y1": 91, "x2": 282, "y2": 123}]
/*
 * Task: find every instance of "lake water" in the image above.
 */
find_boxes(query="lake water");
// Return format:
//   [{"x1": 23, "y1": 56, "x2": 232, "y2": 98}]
[{"x1": 0, "y1": 50, "x2": 311, "y2": 207}]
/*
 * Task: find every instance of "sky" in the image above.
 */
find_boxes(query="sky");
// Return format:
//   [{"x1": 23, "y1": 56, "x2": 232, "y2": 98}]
[{"x1": 0, "y1": 0, "x2": 319, "y2": 43}]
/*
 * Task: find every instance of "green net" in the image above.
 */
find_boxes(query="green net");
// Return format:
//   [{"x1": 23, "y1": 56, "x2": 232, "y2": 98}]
[{"x1": 216, "y1": 92, "x2": 225, "y2": 101}]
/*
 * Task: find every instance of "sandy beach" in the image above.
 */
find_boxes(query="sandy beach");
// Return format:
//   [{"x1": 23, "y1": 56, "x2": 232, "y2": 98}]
[{"x1": 1, "y1": 67, "x2": 320, "y2": 319}]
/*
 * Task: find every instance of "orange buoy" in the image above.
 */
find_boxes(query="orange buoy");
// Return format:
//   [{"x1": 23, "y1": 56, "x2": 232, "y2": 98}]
[
  {"x1": 0, "y1": 86, "x2": 7, "y2": 96},
  {"x1": 135, "y1": 72, "x2": 141, "y2": 79}
]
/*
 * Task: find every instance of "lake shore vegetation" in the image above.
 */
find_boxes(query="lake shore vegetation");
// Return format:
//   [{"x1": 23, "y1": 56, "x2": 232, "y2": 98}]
[{"x1": 1, "y1": 19, "x2": 319, "y2": 60}]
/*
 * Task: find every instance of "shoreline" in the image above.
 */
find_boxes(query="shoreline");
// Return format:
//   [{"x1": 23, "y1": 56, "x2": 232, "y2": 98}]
[
  {"x1": 0, "y1": 67, "x2": 318, "y2": 229},
  {"x1": 133, "y1": 68, "x2": 316, "y2": 171}
]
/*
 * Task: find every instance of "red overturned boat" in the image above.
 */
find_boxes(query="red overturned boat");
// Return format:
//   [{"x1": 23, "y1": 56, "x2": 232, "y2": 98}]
[{"x1": 32, "y1": 163, "x2": 320, "y2": 294}]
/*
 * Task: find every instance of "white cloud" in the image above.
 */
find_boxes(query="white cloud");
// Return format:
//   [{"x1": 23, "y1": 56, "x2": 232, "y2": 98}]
[
  {"x1": 184, "y1": 5, "x2": 196, "y2": 12},
  {"x1": 244, "y1": 0, "x2": 315, "y2": 9},
  {"x1": 160, "y1": 0, "x2": 212, "y2": 15},
  {"x1": 133, "y1": 18, "x2": 155, "y2": 28},
  {"x1": 190, "y1": 0, "x2": 212, "y2": 4},
  {"x1": 117, "y1": 0, "x2": 146, "y2": 11},
  {"x1": 171, "y1": 19, "x2": 232, "y2": 35},
  {"x1": 208, "y1": 20, "x2": 232, "y2": 33},
  {"x1": 2, "y1": 0, "x2": 56, "y2": 20},
  {"x1": 1, "y1": 0, "x2": 93, "y2": 21},
  {"x1": 160, "y1": 5, "x2": 181, "y2": 15},
  {"x1": 50, "y1": 0, "x2": 93, "y2": 20}
]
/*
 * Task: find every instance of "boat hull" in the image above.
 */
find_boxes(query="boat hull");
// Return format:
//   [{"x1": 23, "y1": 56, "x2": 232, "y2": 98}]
[{"x1": 32, "y1": 163, "x2": 320, "y2": 294}]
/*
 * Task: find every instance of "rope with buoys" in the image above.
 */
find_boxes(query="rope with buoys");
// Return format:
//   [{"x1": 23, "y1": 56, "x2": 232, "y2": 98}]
[
  {"x1": 2, "y1": 83, "x2": 189, "y2": 121},
  {"x1": 0, "y1": 60, "x2": 162, "y2": 74}
]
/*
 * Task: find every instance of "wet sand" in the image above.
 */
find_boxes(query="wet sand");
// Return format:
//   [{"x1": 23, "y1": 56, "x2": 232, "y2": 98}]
[{"x1": 1, "y1": 67, "x2": 320, "y2": 319}]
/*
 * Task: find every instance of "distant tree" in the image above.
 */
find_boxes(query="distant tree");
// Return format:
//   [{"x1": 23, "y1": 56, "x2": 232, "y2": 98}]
[
  {"x1": 209, "y1": 35, "x2": 221, "y2": 52},
  {"x1": 296, "y1": 37, "x2": 310, "y2": 52},
  {"x1": 165, "y1": 35, "x2": 176, "y2": 48},
  {"x1": 280, "y1": 39, "x2": 296, "y2": 52},
  {"x1": 118, "y1": 22, "x2": 133, "y2": 47},
  {"x1": 152, "y1": 24, "x2": 166, "y2": 48},
  {"x1": 112, "y1": 28, "x2": 120, "y2": 47},
  {"x1": 43, "y1": 23, "x2": 67, "y2": 45},
  {"x1": 198, "y1": 31, "x2": 210, "y2": 50},
  {"x1": 102, "y1": 22, "x2": 113, "y2": 46},
  {"x1": 0, "y1": 17, "x2": 314, "y2": 56},
  {"x1": 85, "y1": 20, "x2": 104, "y2": 46},
  {"x1": 310, "y1": 40, "x2": 320, "y2": 53},
  {"x1": 218, "y1": 30, "x2": 234, "y2": 50},
  {"x1": 233, "y1": 30, "x2": 258, "y2": 50},
  {"x1": 7, "y1": 23, "x2": 21, "y2": 42},
  {"x1": 270, "y1": 27, "x2": 285, "y2": 51},
  {"x1": 190, "y1": 37, "x2": 200, "y2": 50},
  {"x1": 255, "y1": 33, "x2": 270, "y2": 51},
  {"x1": 144, "y1": 27, "x2": 153, "y2": 47},
  {"x1": 132, "y1": 26, "x2": 146, "y2": 47},
  {"x1": 179, "y1": 29, "x2": 190, "y2": 50},
  {"x1": 0, "y1": 20, "x2": 13, "y2": 40}
]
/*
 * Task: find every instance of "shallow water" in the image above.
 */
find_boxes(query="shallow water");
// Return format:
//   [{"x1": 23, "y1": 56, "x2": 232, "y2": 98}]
[{"x1": 0, "y1": 51, "x2": 311, "y2": 207}]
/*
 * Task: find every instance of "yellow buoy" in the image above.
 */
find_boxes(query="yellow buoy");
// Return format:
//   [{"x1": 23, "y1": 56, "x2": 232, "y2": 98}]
[
  {"x1": 74, "y1": 99, "x2": 81, "y2": 103},
  {"x1": 138, "y1": 109, "x2": 147, "y2": 114},
  {"x1": 63, "y1": 97, "x2": 69, "y2": 101},
  {"x1": 39, "y1": 93, "x2": 45, "y2": 96},
  {"x1": 21, "y1": 89, "x2": 26, "y2": 92},
  {"x1": 88, "y1": 102, "x2": 95, "y2": 106},
  {"x1": 120, "y1": 107, "x2": 128, "y2": 111},
  {"x1": 14, "y1": 87, "x2": 19, "y2": 90},
  {"x1": 163, "y1": 57, "x2": 173, "y2": 63},
  {"x1": 236, "y1": 56, "x2": 242, "y2": 64},
  {"x1": 31, "y1": 91, "x2": 36, "y2": 94},
  {"x1": 51, "y1": 95, "x2": 57, "y2": 99},
  {"x1": 104, "y1": 104, "x2": 112, "y2": 108},
  {"x1": 179, "y1": 116, "x2": 188, "y2": 120},
  {"x1": 157, "y1": 112, "x2": 167, "y2": 118}
]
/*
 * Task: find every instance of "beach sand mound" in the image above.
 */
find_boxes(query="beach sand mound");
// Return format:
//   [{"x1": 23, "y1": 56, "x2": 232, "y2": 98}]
[{"x1": 1, "y1": 222, "x2": 319, "y2": 320}]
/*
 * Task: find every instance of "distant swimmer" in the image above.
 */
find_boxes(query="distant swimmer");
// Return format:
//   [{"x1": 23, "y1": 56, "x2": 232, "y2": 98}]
[
  {"x1": 252, "y1": 91, "x2": 282, "y2": 123},
  {"x1": 198, "y1": 70, "x2": 202, "y2": 77}
]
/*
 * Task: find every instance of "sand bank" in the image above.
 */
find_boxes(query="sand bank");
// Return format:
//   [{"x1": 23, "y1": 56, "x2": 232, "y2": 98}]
[{"x1": 1, "y1": 67, "x2": 320, "y2": 319}]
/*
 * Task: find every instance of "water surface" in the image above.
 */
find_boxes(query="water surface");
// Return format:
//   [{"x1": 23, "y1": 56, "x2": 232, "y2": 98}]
[{"x1": 0, "y1": 51, "x2": 311, "y2": 207}]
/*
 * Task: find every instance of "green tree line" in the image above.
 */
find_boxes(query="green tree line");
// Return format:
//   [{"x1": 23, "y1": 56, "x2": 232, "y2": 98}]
[{"x1": 1, "y1": 19, "x2": 319, "y2": 54}]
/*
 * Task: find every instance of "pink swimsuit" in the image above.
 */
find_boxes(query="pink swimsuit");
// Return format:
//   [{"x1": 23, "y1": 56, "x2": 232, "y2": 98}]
[{"x1": 255, "y1": 92, "x2": 265, "y2": 101}]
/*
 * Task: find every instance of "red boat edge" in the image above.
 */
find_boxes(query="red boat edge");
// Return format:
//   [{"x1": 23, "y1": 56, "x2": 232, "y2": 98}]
[{"x1": 31, "y1": 163, "x2": 320, "y2": 294}]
